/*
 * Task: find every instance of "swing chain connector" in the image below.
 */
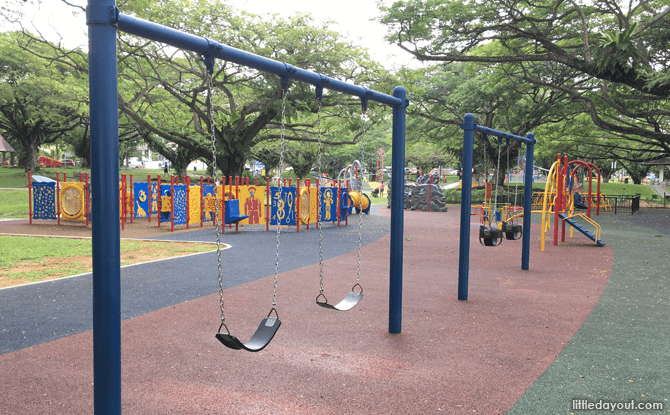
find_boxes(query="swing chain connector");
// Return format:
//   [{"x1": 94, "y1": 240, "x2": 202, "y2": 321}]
[
  {"x1": 351, "y1": 283, "x2": 363, "y2": 295},
  {"x1": 203, "y1": 53, "x2": 215, "y2": 75},
  {"x1": 315, "y1": 292, "x2": 328, "y2": 305},
  {"x1": 280, "y1": 74, "x2": 291, "y2": 91},
  {"x1": 267, "y1": 307, "x2": 279, "y2": 320},
  {"x1": 218, "y1": 322, "x2": 230, "y2": 336}
]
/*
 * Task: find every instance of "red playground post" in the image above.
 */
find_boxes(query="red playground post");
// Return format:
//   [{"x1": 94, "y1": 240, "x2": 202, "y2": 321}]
[
  {"x1": 296, "y1": 178, "x2": 301, "y2": 232},
  {"x1": 186, "y1": 176, "x2": 190, "y2": 230},
  {"x1": 235, "y1": 176, "x2": 239, "y2": 232},
  {"x1": 28, "y1": 171, "x2": 33, "y2": 224},
  {"x1": 157, "y1": 174, "x2": 161, "y2": 228},
  {"x1": 129, "y1": 174, "x2": 134, "y2": 224},
  {"x1": 554, "y1": 154, "x2": 562, "y2": 246},
  {"x1": 147, "y1": 174, "x2": 152, "y2": 223},
  {"x1": 266, "y1": 176, "x2": 270, "y2": 232},
  {"x1": 305, "y1": 179, "x2": 312, "y2": 230},
  {"x1": 200, "y1": 176, "x2": 204, "y2": 228},
  {"x1": 120, "y1": 174, "x2": 125, "y2": 230},
  {"x1": 170, "y1": 175, "x2": 175, "y2": 232},
  {"x1": 222, "y1": 176, "x2": 226, "y2": 234},
  {"x1": 56, "y1": 172, "x2": 61, "y2": 225},
  {"x1": 85, "y1": 173, "x2": 90, "y2": 227},
  {"x1": 228, "y1": 175, "x2": 233, "y2": 229}
]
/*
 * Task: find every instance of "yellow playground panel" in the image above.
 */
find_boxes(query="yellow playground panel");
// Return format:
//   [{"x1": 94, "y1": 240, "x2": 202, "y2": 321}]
[
  {"x1": 60, "y1": 182, "x2": 86, "y2": 221},
  {"x1": 211, "y1": 185, "x2": 318, "y2": 226},
  {"x1": 188, "y1": 185, "x2": 201, "y2": 225}
]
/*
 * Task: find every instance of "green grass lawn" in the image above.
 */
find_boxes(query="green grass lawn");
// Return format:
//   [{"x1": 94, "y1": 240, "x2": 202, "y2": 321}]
[
  {"x1": 0, "y1": 190, "x2": 29, "y2": 219},
  {"x1": 0, "y1": 235, "x2": 92, "y2": 269},
  {"x1": 591, "y1": 182, "x2": 656, "y2": 199},
  {"x1": 0, "y1": 235, "x2": 216, "y2": 285},
  {"x1": 0, "y1": 166, "x2": 32, "y2": 188}
]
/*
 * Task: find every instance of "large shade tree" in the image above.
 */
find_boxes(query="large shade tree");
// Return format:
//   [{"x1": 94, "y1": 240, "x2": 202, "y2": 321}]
[
  {"x1": 379, "y1": 0, "x2": 670, "y2": 164},
  {"x1": 114, "y1": 0, "x2": 387, "y2": 177},
  {"x1": 393, "y1": 61, "x2": 584, "y2": 183},
  {"x1": 0, "y1": 31, "x2": 88, "y2": 172},
  {"x1": 12, "y1": 0, "x2": 387, "y2": 177}
]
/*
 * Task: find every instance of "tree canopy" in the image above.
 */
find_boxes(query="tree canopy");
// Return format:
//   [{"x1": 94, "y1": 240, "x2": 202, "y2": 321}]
[
  {"x1": 379, "y1": 0, "x2": 670, "y2": 165},
  {"x1": 0, "y1": 31, "x2": 88, "y2": 171}
]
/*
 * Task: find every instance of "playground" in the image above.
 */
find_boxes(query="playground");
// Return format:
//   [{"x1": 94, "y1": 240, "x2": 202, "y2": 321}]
[
  {"x1": 2, "y1": 205, "x2": 669, "y2": 413},
  {"x1": 1, "y1": 2, "x2": 668, "y2": 412}
]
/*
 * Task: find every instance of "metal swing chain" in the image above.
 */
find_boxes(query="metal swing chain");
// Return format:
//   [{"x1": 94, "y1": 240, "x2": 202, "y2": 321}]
[
  {"x1": 513, "y1": 145, "x2": 521, "y2": 209},
  {"x1": 207, "y1": 71, "x2": 226, "y2": 329},
  {"x1": 506, "y1": 141, "x2": 511, "y2": 221},
  {"x1": 272, "y1": 86, "x2": 288, "y2": 308},
  {"x1": 493, "y1": 139, "x2": 502, "y2": 226},
  {"x1": 356, "y1": 107, "x2": 367, "y2": 284},
  {"x1": 482, "y1": 135, "x2": 491, "y2": 227},
  {"x1": 316, "y1": 98, "x2": 325, "y2": 295}
]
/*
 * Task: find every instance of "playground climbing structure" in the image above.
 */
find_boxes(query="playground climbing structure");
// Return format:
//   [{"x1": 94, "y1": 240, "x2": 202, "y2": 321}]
[{"x1": 539, "y1": 154, "x2": 605, "y2": 250}]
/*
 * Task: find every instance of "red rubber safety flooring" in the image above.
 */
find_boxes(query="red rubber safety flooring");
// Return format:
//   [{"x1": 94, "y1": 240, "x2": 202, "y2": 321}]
[{"x1": 0, "y1": 207, "x2": 612, "y2": 414}]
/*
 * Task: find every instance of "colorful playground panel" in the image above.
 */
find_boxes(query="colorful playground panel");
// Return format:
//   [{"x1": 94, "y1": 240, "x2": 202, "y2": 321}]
[{"x1": 31, "y1": 174, "x2": 349, "y2": 231}]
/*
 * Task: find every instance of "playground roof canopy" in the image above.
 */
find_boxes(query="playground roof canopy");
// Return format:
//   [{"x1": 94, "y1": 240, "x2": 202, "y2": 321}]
[
  {"x1": 641, "y1": 157, "x2": 670, "y2": 166},
  {"x1": 0, "y1": 135, "x2": 15, "y2": 152}
]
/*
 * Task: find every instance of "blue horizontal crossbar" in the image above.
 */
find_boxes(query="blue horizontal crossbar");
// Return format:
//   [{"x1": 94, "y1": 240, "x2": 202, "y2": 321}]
[
  {"x1": 116, "y1": 13, "x2": 404, "y2": 108},
  {"x1": 472, "y1": 124, "x2": 536, "y2": 145}
]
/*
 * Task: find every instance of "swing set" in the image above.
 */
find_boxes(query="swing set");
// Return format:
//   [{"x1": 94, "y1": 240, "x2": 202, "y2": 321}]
[
  {"x1": 458, "y1": 114, "x2": 536, "y2": 301},
  {"x1": 477, "y1": 134, "x2": 524, "y2": 246},
  {"x1": 88, "y1": 2, "x2": 408, "y2": 411}
]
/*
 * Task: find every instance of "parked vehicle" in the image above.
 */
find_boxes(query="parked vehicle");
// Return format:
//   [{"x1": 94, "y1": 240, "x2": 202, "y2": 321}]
[
  {"x1": 126, "y1": 157, "x2": 144, "y2": 168},
  {"x1": 60, "y1": 159, "x2": 75, "y2": 167},
  {"x1": 38, "y1": 155, "x2": 63, "y2": 168}
]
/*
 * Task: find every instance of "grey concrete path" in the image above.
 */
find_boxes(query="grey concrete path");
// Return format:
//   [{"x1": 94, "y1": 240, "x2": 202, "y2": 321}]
[{"x1": 648, "y1": 182, "x2": 669, "y2": 198}]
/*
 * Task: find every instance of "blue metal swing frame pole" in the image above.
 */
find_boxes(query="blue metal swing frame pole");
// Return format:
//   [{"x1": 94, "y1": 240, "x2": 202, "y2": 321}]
[
  {"x1": 88, "y1": 1, "x2": 407, "y2": 412},
  {"x1": 458, "y1": 113, "x2": 535, "y2": 301}
]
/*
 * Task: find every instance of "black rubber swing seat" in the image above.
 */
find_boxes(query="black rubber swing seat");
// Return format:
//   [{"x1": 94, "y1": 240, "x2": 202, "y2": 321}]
[
  {"x1": 316, "y1": 284, "x2": 364, "y2": 311},
  {"x1": 215, "y1": 310, "x2": 281, "y2": 352},
  {"x1": 479, "y1": 225, "x2": 503, "y2": 247},
  {"x1": 501, "y1": 222, "x2": 523, "y2": 240}
]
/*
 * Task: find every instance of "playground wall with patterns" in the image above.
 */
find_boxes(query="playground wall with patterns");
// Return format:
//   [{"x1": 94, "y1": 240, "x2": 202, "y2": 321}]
[{"x1": 28, "y1": 173, "x2": 354, "y2": 232}]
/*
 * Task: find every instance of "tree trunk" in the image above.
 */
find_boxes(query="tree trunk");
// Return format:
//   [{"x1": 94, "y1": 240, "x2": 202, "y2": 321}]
[
  {"x1": 173, "y1": 146, "x2": 199, "y2": 177},
  {"x1": 24, "y1": 139, "x2": 38, "y2": 173}
]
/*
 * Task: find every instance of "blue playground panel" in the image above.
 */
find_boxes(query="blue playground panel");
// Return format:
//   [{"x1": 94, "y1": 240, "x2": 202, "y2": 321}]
[
  {"x1": 269, "y1": 186, "x2": 297, "y2": 226},
  {"x1": 32, "y1": 182, "x2": 57, "y2": 220}
]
